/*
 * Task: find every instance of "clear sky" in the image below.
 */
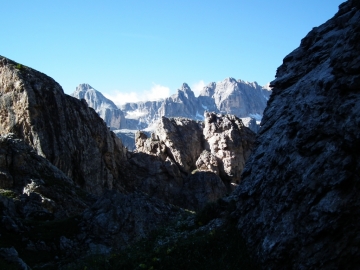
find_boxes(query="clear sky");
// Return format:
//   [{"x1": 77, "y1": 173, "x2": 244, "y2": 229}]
[{"x1": 1, "y1": 0, "x2": 344, "y2": 105}]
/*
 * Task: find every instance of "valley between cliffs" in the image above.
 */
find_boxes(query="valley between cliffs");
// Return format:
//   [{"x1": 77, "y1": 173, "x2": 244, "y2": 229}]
[{"x1": 1, "y1": 0, "x2": 360, "y2": 269}]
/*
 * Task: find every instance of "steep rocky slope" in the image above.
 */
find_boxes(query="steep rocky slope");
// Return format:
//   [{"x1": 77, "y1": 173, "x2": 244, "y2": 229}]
[
  {"x1": 0, "y1": 133, "x2": 185, "y2": 268},
  {"x1": 233, "y1": 1, "x2": 360, "y2": 268},
  {"x1": 0, "y1": 57, "x2": 127, "y2": 195}
]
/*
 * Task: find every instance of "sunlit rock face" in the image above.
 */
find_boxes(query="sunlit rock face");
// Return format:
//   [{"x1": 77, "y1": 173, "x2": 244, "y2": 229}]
[
  {"x1": 199, "y1": 78, "x2": 270, "y2": 118},
  {"x1": 135, "y1": 113, "x2": 255, "y2": 193},
  {"x1": 72, "y1": 83, "x2": 126, "y2": 129},
  {"x1": 233, "y1": 1, "x2": 360, "y2": 269},
  {"x1": 0, "y1": 56, "x2": 128, "y2": 195}
]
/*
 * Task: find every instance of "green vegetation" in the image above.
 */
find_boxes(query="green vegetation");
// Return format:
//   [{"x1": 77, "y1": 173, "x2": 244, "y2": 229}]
[
  {"x1": 15, "y1": 63, "x2": 24, "y2": 70},
  {"x1": 0, "y1": 189, "x2": 17, "y2": 199}
]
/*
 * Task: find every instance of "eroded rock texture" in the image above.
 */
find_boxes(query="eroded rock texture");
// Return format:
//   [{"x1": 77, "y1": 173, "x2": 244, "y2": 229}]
[
  {"x1": 136, "y1": 113, "x2": 255, "y2": 184},
  {"x1": 136, "y1": 117, "x2": 204, "y2": 172},
  {"x1": 0, "y1": 134, "x2": 91, "y2": 220},
  {"x1": 133, "y1": 113, "x2": 255, "y2": 209},
  {"x1": 0, "y1": 56, "x2": 127, "y2": 195},
  {"x1": 203, "y1": 112, "x2": 255, "y2": 184},
  {"x1": 80, "y1": 191, "x2": 182, "y2": 250},
  {"x1": 233, "y1": 1, "x2": 360, "y2": 269}
]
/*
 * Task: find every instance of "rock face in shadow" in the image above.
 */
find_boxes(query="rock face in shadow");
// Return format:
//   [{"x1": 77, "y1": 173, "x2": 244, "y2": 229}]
[
  {"x1": 80, "y1": 191, "x2": 182, "y2": 250},
  {"x1": 0, "y1": 133, "x2": 91, "y2": 225},
  {"x1": 233, "y1": 1, "x2": 360, "y2": 268},
  {"x1": 0, "y1": 56, "x2": 127, "y2": 195}
]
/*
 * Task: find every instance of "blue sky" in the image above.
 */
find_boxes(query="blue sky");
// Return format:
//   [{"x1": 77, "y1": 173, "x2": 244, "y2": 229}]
[{"x1": 1, "y1": 0, "x2": 344, "y2": 105}]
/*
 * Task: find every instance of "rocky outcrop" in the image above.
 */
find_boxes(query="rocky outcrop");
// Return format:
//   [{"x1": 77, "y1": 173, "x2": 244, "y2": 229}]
[
  {"x1": 0, "y1": 247, "x2": 31, "y2": 270},
  {"x1": 233, "y1": 1, "x2": 360, "y2": 268},
  {"x1": 80, "y1": 191, "x2": 182, "y2": 250},
  {"x1": 202, "y1": 112, "x2": 255, "y2": 184},
  {"x1": 0, "y1": 56, "x2": 128, "y2": 195},
  {"x1": 0, "y1": 134, "x2": 91, "y2": 219},
  {"x1": 72, "y1": 83, "x2": 126, "y2": 129},
  {"x1": 136, "y1": 117, "x2": 204, "y2": 172},
  {"x1": 135, "y1": 113, "x2": 255, "y2": 190}
]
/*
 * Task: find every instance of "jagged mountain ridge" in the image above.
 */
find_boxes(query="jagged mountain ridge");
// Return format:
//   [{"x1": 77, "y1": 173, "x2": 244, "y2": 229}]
[
  {"x1": 73, "y1": 78, "x2": 271, "y2": 131},
  {"x1": 73, "y1": 79, "x2": 269, "y2": 150}
]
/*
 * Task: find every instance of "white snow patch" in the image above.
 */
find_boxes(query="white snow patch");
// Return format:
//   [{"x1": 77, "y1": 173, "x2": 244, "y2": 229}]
[
  {"x1": 196, "y1": 111, "x2": 204, "y2": 120},
  {"x1": 240, "y1": 117, "x2": 252, "y2": 126},
  {"x1": 249, "y1": 113, "x2": 262, "y2": 121}
]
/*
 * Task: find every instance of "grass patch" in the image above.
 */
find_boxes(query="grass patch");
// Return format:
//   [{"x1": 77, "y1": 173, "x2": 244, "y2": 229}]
[
  {"x1": 0, "y1": 189, "x2": 17, "y2": 199},
  {"x1": 15, "y1": 63, "x2": 24, "y2": 71}
]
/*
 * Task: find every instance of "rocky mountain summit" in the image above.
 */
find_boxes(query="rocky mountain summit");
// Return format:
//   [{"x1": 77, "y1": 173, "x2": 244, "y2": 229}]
[
  {"x1": 72, "y1": 78, "x2": 270, "y2": 150},
  {"x1": 72, "y1": 84, "x2": 126, "y2": 129},
  {"x1": 232, "y1": 0, "x2": 360, "y2": 268}
]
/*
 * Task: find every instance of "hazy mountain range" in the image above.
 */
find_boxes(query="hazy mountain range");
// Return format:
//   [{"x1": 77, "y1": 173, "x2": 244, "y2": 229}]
[{"x1": 72, "y1": 78, "x2": 271, "y2": 149}]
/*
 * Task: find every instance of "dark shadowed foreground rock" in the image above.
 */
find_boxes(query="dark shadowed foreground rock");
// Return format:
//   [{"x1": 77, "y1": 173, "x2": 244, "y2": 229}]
[
  {"x1": 80, "y1": 191, "x2": 182, "y2": 250},
  {"x1": 233, "y1": 1, "x2": 360, "y2": 269},
  {"x1": 0, "y1": 56, "x2": 127, "y2": 195},
  {"x1": 0, "y1": 133, "x2": 184, "y2": 268},
  {"x1": 0, "y1": 134, "x2": 91, "y2": 219}
]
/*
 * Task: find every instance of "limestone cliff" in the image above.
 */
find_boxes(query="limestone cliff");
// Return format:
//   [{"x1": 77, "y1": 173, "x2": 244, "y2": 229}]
[
  {"x1": 0, "y1": 56, "x2": 127, "y2": 195},
  {"x1": 136, "y1": 113, "x2": 255, "y2": 189},
  {"x1": 233, "y1": 1, "x2": 360, "y2": 268}
]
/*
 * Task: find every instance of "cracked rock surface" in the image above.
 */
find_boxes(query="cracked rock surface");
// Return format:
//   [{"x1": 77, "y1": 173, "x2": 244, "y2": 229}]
[{"x1": 233, "y1": 1, "x2": 360, "y2": 269}]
